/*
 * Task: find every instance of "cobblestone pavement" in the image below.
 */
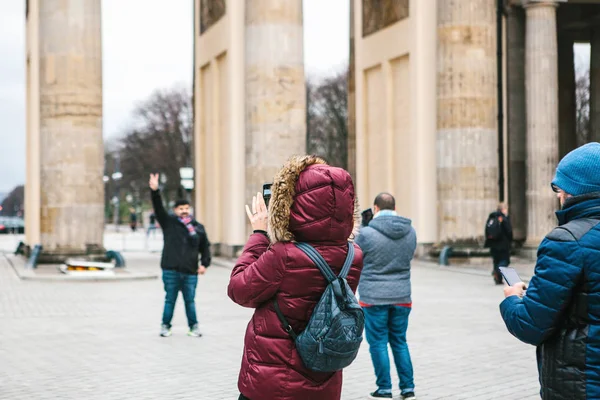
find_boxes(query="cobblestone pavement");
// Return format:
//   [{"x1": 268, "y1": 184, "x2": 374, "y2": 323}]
[{"x1": 0, "y1": 251, "x2": 540, "y2": 400}]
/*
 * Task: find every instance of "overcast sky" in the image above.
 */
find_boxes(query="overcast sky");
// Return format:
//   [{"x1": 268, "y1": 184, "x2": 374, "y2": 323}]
[{"x1": 0, "y1": 0, "x2": 350, "y2": 193}]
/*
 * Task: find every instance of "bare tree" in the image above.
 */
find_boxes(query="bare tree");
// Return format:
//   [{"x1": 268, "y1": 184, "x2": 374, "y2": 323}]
[
  {"x1": 576, "y1": 66, "x2": 590, "y2": 146},
  {"x1": 105, "y1": 85, "x2": 193, "y2": 208},
  {"x1": 306, "y1": 69, "x2": 349, "y2": 169},
  {"x1": 1, "y1": 185, "x2": 24, "y2": 217}
]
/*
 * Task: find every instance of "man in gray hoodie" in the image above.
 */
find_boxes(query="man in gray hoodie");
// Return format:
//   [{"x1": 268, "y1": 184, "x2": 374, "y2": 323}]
[{"x1": 355, "y1": 193, "x2": 417, "y2": 400}]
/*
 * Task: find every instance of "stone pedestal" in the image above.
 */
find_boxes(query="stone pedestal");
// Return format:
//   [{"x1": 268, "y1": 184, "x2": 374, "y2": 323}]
[
  {"x1": 27, "y1": 0, "x2": 105, "y2": 262},
  {"x1": 436, "y1": 0, "x2": 498, "y2": 244},
  {"x1": 524, "y1": 1, "x2": 560, "y2": 246},
  {"x1": 507, "y1": 5, "x2": 527, "y2": 243}
]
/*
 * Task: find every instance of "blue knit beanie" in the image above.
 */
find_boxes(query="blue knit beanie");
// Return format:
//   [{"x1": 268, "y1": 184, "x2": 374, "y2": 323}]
[{"x1": 551, "y1": 142, "x2": 600, "y2": 196}]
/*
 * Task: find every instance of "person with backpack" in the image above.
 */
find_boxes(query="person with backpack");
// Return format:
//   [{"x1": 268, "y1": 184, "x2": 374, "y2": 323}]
[
  {"x1": 227, "y1": 155, "x2": 364, "y2": 400},
  {"x1": 484, "y1": 203, "x2": 513, "y2": 284},
  {"x1": 355, "y1": 193, "x2": 417, "y2": 400}
]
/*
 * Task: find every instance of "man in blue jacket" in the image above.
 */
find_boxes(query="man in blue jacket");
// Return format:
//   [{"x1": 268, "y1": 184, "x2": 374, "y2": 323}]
[
  {"x1": 356, "y1": 193, "x2": 417, "y2": 400},
  {"x1": 500, "y1": 142, "x2": 600, "y2": 399}
]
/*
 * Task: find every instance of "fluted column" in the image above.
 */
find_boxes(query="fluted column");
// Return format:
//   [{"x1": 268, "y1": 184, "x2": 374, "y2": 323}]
[
  {"x1": 38, "y1": 0, "x2": 105, "y2": 259},
  {"x1": 524, "y1": 1, "x2": 560, "y2": 246},
  {"x1": 590, "y1": 27, "x2": 600, "y2": 142},
  {"x1": 436, "y1": 0, "x2": 498, "y2": 244},
  {"x1": 244, "y1": 0, "x2": 306, "y2": 220}
]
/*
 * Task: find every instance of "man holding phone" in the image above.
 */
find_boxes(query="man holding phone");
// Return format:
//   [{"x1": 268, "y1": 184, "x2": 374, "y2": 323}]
[
  {"x1": 355, "y1": 193, "x2": 417, "y2": 400},
  {"x1": 500, "y1": 143, "x2": 600, "y2": 399}
]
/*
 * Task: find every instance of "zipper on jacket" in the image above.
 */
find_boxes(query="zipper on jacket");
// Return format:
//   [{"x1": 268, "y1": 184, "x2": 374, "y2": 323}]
[{"x1": 318, "y1": 338, "x2": 324, "y2": 354}]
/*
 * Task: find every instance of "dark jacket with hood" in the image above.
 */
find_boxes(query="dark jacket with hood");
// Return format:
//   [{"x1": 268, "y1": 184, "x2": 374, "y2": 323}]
[
  {"x1": 484, "y1": 211, "x2": 513, "y2": 252},
  {"x1": 500, "y1": 193, "x2": 600, "y2": 399},
  {"x1": 355, "y1": 212, "x2": 417, "y2": 305},
  {"x1": 151, "y1": 189, "x2": 211, "y2": 274},
  {"x1": 227, "y1": 156, "x2": 363, "y2": 400}
]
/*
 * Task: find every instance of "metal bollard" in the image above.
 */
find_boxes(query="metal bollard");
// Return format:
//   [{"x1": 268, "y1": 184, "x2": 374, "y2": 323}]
[
  {"x1": 106, "y1": 250, "x2": 126, "y2": 268},
  {"x1": 26, "y1": 244, "x2": 43, "y2": 269},
  {"x1": 439, "y1": 246, "x2": 452, "y2": 266}
]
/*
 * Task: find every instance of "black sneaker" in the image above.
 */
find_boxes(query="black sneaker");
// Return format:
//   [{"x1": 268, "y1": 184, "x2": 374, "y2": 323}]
[
  {"x1": 402, "y1": 392, "x2": 416, "y2": 399},
  {"x1": 369, "y1": 390, "x2": 392, "y2": 399}
]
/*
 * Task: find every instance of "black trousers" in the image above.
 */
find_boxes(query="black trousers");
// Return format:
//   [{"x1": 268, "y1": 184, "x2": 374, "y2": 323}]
[
  {"x1": 490, "y1": 248, "x2": 510, "y2": 271},
  {"x1": 239, "y1": 395, "x2": 250, "y2": 400}
]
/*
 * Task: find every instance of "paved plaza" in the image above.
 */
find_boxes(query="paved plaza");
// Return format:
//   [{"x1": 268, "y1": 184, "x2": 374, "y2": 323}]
[{"x1": 0, "y1": 239, "x2": 540, "y2": 399}]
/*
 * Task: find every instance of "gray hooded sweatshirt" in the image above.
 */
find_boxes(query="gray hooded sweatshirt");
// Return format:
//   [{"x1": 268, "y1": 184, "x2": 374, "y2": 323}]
[{"x1": 355, "y1": 214, "x2": 417, "y2": 305}]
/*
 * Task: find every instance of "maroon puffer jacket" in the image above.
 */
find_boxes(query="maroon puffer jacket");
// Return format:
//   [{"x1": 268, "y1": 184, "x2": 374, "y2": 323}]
[{"x1": 228, "y1": 156, "x2": 363, "y2": 400}]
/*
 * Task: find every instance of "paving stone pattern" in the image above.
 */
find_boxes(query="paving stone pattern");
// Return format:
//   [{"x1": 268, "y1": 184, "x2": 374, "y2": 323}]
[{"x1": 0, "y1": 251, "x2": 540, "y2": 399}]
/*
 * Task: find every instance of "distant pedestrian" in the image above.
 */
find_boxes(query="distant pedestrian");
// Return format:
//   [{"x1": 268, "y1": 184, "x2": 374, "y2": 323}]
[
  {"x1": 149, "y1": 173, "x2": 211, "y2": 338},
  {"x1": 129, "y1": 208, "x2": 138, "y2": 232},
  {"x1": 355, "y1": 193, "x2": 417, "y2": 399},
  {"x1": 146, "y1": 212, "x2": 157, "y2": 237},
  {"x1": 484, "y1": 203, "x2": 513, "y2": 284}
]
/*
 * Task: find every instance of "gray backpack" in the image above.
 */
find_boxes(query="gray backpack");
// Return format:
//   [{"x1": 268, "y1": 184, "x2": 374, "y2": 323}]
[{"x1": 273, "y1": 242, "x2": 364, "y2": 372}]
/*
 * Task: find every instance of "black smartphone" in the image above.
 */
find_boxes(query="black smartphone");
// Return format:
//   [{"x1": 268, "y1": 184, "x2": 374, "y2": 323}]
[
  {"x1": 499, "y1": 266, "x2": 523, "y2": 287},
  {"x1": 263, "y1": 183, "x2": 273, "y2": 208},
  {"x1": 361, "y1": 208, "x2": 374, "y2": 227}
]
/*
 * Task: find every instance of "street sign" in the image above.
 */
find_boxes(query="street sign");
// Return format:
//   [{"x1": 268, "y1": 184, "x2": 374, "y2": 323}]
[
  {"x1": 181, "y1": 179, "x2": 194, "y2": 190},
  {"x1": 179, "y1": 167, "x2": 194, "y2": 180}
]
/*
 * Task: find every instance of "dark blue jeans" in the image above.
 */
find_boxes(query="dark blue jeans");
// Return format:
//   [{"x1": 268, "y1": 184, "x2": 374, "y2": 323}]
[
  {"x1": 363, "y1": 305, "x2": 415, "y2": 395},
  {"x1": 162, "y1": 270, "x2": 198, "y2": 328}
]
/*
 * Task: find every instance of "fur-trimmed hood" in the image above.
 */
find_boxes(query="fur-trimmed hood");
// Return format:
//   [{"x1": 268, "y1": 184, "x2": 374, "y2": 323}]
[{"x1": 268, "y1": 155, "x2": 359, "y2": 243}]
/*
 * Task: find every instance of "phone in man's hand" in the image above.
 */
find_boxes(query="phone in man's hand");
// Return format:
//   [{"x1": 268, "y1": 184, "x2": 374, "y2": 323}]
[
  {"x1": 263, "y1": 183, "x2": 273, "y2": 208},
  {"x1": 499, "y1": 266, "x2": 523, "y2": 287}
]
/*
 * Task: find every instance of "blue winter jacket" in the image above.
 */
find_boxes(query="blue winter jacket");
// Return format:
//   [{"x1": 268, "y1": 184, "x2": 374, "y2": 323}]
[{"x1": 500, "y1": 193, "x2": 600, "y2": 399}]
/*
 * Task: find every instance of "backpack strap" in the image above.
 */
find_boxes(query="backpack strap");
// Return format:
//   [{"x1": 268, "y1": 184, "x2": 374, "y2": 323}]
[
  {"x1": 339, "y1": 242, "x2": 355, "y2": 280},
  {"x1": 546, "y1": 218, "x2": 600, "y2": 242},
  {"x1": 295, "y1": 242, "x2": 337, "y2": 283},
  {"x1": 273, "y1": 242, "x2": 355, "y2": 340},
  {"x1": 273, "y1": 298, "x2": 297, "y2": 340}
]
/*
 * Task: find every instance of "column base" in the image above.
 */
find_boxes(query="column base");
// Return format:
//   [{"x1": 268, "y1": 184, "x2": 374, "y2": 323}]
[
  {"x1": 518, "y1": 241, "x2": 542, "y2": 260},
  {"x1": 211, "y1": 243, "x2": 244, "y2": 259},
  {"x1": 24, "y1": 243, "x2": 108, "y2": 264}
]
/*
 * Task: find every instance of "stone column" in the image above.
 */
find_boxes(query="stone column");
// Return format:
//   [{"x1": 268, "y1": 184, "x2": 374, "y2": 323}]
[
  {"x1": 524, "y1": 1, "x2": 560, "y2": 246},
  {"x1": 38, "y1": 0, "x2": 104, "y2": 260},
  {"x1": 437, "y1": 0, "x2": 498, "y2": 244},
  {"x1": 506, "y1": 5, "x2": 527, "y2": 243},
  {"x1": 25, "y1": 0, "x2": 42, "y2": 247},
  {"x1": 347, "y1": 0, "x2": 357, "y2": 181},
  {"x1": 558, "y1": 26, "x2": 577, "y2": 158},
  {"x1": 244, "y1": 0, "x2": 306, "y2": 223},
  {"x1": 590, "y1": 27, "x2": 600, "y2": 143}
]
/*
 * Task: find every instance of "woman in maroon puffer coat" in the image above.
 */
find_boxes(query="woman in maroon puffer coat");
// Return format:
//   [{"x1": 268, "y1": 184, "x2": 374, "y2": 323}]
[{"x1": 228, "y1": 155, "x2": 364, "y2": 400}]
